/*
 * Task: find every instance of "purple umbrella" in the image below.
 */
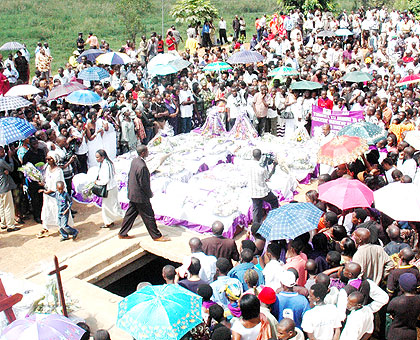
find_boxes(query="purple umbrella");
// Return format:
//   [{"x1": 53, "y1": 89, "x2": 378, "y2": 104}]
[
  {"x1": 47, "y1": 81, "x2": 87, "y2": 101},
  {"x1": 1, "y1": 314, "x2": 85, "y2": 340},
  {"x1": 77, "y1": 49, "x2": 105, "y2": 63}
]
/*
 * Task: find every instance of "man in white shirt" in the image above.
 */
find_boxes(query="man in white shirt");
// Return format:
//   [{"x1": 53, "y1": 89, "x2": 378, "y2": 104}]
[
  {"x1": 178, "y1": 81, "x2": 194, "y2": 133},
  {"x1": 276, "y1": 318, "x2": 305, "y2": 340},
  {"x1": 226, "y1": 88, "x2": 244, "y2": 130},
  {"x1": 218, "y1": 17, "x2": 227, "y2": 45},
  {"x1": 53, "y1": 67, "x2": 68, "y2": 85},
  {"x1": 397, "y1": 146, "x2": 417, "y2": 179},
  {"x1": 263, "y1": 243, "x2": 284, "y2": 292},
  {"x1": 248, "y1": 149, "x2": 279, "y2": 223},
  {"x1": 3, "y1": 64, "x2": 19, "y2": 87}
]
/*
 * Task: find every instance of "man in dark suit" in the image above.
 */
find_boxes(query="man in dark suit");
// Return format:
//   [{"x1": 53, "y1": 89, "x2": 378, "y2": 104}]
[
  {"x1": 118, "y1": 145, "x2": 169, "y2": 241},
  {"x1": 201, "y1": 221, "x2": 239, "y2": 264}
]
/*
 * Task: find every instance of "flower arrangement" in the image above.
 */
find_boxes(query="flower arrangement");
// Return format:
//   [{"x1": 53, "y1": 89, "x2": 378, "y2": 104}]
[
  {"x1": 81, "y1": 182, "x2": 95, "y2": 200},
  {"x1": 18, "y1": 162, "x2": 44, "y2": 182}
]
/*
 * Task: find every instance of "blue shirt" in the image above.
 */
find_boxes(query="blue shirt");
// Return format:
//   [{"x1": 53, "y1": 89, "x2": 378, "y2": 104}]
[
  {"x1": 202, "y1": 24, "x2": 210, "y2": 34},
  {"x1": 227, "y1": 262, "x2": 265, "y2": 291},
  {"x1": 48, "y1": 191, "x2": 72, "y2": 215},
  {"x1": 210, "y1": 275, "x2": 243, "y2": 307},
  {"x1": 273, "y1": 292, "x2": 310, "y2": 329}
]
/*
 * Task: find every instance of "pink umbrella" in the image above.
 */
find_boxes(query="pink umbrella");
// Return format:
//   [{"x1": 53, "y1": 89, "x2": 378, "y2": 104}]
[
  {"x1": 318, "y1": 177, "x2": 374, "y2": 211},
  {"x1": 46, "y1": 82, "x2": 87, "y2": 101}
]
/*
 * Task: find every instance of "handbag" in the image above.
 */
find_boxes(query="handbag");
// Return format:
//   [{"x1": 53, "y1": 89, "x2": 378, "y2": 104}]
[{"x1": 92, "y1": 162, "x2": 108, "y2": 198}]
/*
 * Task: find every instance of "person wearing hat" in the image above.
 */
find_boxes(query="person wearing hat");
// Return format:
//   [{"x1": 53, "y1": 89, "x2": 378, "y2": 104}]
[
  {"x1": 387, "y1": 273, "x2": 420, "y2": 340},
  {"x1": 258, "y1": 286, "x2": 279, "y2": 337}
]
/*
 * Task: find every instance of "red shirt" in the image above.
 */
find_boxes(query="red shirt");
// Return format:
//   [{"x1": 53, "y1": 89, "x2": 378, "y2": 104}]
[
  {"x1": 157, "y1": 40, "x2": 164, "y2": 53},
  {"x1": 166, "y1": 37, "x2": 176, "y2": 51},
  {"x1": 318, "y1": 97, "x2": 333, "y2": 110}
]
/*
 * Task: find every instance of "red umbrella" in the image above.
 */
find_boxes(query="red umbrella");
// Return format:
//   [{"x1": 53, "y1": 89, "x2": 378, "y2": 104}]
[
  {"x1": 317, "y1": 135, "x2": 368, "y2": 167},
  {"x1": 47, "y1": 82, "x2": 88, "y2": 101},
  {"x1": 396, "y1": 74, "x2": 420, "y2": 87}
]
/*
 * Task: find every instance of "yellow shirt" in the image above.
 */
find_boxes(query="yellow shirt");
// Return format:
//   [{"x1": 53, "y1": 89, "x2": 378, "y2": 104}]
[{"x1": 185, "y1": 38, "x2": 198, "y2": 54}]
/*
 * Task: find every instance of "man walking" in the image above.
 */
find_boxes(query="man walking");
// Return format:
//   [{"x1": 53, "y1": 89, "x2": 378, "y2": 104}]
[
  {"x1": 219, "y1": 17, "x2": 227, "y2": 45},
  {"x1": 118, "y1": 145, "x2": 169, "y2": 241}
]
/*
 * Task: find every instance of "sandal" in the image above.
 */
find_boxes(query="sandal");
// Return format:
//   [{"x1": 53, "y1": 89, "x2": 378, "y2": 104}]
[{"x1": 36, "y1": 229, "x2": 49, "y2": 239}]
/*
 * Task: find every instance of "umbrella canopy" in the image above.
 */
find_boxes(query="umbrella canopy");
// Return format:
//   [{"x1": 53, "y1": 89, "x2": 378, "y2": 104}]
[
  {"x1": 47, "y1": 81, "x2": 88, "y2": 101},
  {"x1": 318, "y1": 177, "x2": 374, "y2": 210},
  {"x1": 1, "y1": 313, "x2": 85, "y2": 340},
  {"x1": 203, "y1": 62, "x2": 232, "y2": 72},
  {"x1": 77, "y1": 48, "x2": 105, "y2": 63},
  {"x1": 0, "y1": 96, "x2": 32, "y2": 112},
  {"x1": 227, "y1": 50, "x2": 264, "y2": 64},
  {"x1": 269, "y1": 66, "x2": 299, "y2": 78},
  {"x1": 317, "y1": 135, "x2": 369, "y2": 166},
  {"x1": 258, "y1": 203, "x2": 324, "y2": 241},
  {"x1": 5, "y1": 84, "x2": 41, "y2": 97},
  {"x1": 78, "y1": 66, "x2": 110, "y2": 81},
  {"x1": 317, "y1": 30, "x2": 335, "y2": 37},
  {"x1": 66, "y1": 90, "x2": 102, "y2": 106},
  {"x1": 0, "y1": 117, "x2": 37, "y2": 145},
  {"x1": 374, "y1": 183, "x2": 420, "y2": 221},
  {"x1": 335, "y1": 28, "x2": 353, "y2": 36},
  {"x1": 96, "y1": 52, "x2": 135, "y2": 65},
  {"x1": 149, "y1": 64, "x2": 178, "y2": 76},
  {"x1": 0, "y1": 42, "x2": 25, "y2": 51},
  {"x1": 404, "y1": 130, "x2": 420, "y2": 150},
  {"x1": 290, "y1": 80, "x2": 322, "y2": 91},
  {"x1": 342, "y1": 71, "x2": 373, "y2": 83},
  {"x1": 337, "y1": 121, "x2": 387, "y2": 145},
  {"x1": 396, "y1": 74, "x2": 420, "y2": 87},
  {"x1": 148, "y1": 53, "x2": 179, "y2": 69},
  {"x1": 117, "y1": 284, "x2": 203, "y2": 340},
  {"x1": 168, "y1": 58, "x2": 192, "y2": 71}
]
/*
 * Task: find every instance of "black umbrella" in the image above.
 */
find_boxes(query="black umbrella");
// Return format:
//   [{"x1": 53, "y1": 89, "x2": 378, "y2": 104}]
[{"x1": 77, "y1": 49, "x2": 105, "y2": 63}]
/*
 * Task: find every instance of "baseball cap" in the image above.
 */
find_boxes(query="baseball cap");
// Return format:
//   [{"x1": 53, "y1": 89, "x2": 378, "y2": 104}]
[
  {"x1": 258, "y1": 287, "x2": 276, "y2": 304},
  {"x1": 279, "y1": 271, "x2": 296, "y2": 288}
]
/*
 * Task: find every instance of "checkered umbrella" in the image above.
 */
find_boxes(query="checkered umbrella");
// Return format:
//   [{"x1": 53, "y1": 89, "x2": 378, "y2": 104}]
[
  {"x1": 0, "y1": 117, "x2": 37, "y2": 145},
  {"x1": 78, "y1": 66, "x2": 110, "y2": 81},
  {"x1": 0, "y1": 96, "x2": 32, "y2": 112},
  {"x1": 227, "y1": 50, "x2": 264, "y2": 64},
  {"x1": 258, "y1": 203, "x2": 324, "y2": 241}
]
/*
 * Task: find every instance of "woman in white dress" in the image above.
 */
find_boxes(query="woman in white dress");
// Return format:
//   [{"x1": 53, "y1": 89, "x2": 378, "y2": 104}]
[
  {"x1": 282, "y1": 90, "x2": 298, "y2": 138},
  {"x1": 95, "y1": 149, "x2": 123, "y2": 228},
  {"x1": 86, "y1": 111, "x2": 104, "y2": 168},
  {"x1": 37, "y1": 151, "x2": 74, "y2": 238},
  {"x1": 101, "y1": 112, "x2": 117, "y2": 160}
]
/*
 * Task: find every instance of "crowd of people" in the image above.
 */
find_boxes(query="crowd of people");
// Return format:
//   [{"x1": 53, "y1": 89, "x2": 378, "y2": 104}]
[{"x1": 1, "y1": 4, "x2": 420, "y2": 340}]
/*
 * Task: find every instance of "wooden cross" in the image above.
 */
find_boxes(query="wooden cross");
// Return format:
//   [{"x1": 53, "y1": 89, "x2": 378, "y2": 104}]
[
  {"x1": 48, "y1": 256, "x2": 68, "y2": 317},
  {"x1": 0, "y1": 278, "x2": 23, "y2": 324}
]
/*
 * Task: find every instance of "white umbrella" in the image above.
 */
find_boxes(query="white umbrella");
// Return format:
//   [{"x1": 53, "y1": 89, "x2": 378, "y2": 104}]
[
  {"x1": 404, "y1": 130, "x2": 420, "y2": 150},
  {"x1": 5, "y1": 85, "x2": 42, "y2": 97},
  {"x1": 147, "y1": 53, "x2": 179, "y2": 69},
  {"x1": 374, "y1": 182, "x2": 420, "y2": 221},
  {"x1": 0, "y1": 42, "x2": 25, "y2": 51}
]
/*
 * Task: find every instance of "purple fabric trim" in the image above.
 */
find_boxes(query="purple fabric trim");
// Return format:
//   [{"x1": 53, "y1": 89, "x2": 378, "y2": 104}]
[{"x1": 299, "y1": 164, "x2": 320, "y2": 184}]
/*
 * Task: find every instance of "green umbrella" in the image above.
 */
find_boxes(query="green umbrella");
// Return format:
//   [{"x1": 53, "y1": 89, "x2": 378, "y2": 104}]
[
  {"x1": 203, "y1": 62, "x2": 232, "y2": 72},
  {"x1": 290, "y1": 81, "x2": 323, "y2": 90},
  {"x1": 269, "y1": 66, "x2": 299, "y2": 78},
  {"x1": 337, "y1": 121, "x2": 387, "y2": 145},
  {"x1": 342, "y1": 71, "x2": 373, "y2": 83}
]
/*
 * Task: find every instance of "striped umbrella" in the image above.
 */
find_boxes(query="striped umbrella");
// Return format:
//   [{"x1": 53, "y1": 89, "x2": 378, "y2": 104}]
[
  {"x1": 96, "y1": 52, "x2": 136, "y2": 65},
  {"x1": 47, "y1": 81, "x2": 88, "y2": 101},
  {"x1": 66, "y1": 90, "x2": 102, "y2": 106},
  {"x1": 0, "y1": 117, "x2": 37, "y2": 145},
  {"x1": 78, "y1": 66, "x2": 110, "y2": 81},
  {"x1": 203, "y1": 62, "x2": 232, "y2": 72},
  {"x1": 258, "y1": 203, "x2": 324, "y2": 241},
  {"x1": 227, "y1": 50, "x2": 264, "y2": 64},
  {"x1": 396, "y1": 74, "x2": 420, "y2": 87},
  {"x1": 77, "y1": 48, "x2": 105, "y2": 63},
  {"x1": 0, "y1": 42, "x2": 25, "y2": 51},
  {"x1": 0, "y1": 96, "x2": 32, "y2": 112}
]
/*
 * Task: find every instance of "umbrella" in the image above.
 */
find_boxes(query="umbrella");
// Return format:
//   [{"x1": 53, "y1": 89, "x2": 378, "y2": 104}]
[
  {"x1": 0, "y1": 42, "x2": 25, "y2": 51},
  {"x1": 337, "y1": 121, "x2": 387, "y2": 145},
  {"x1": 46, "y1": 81, "x2": 88, "y2": 101},
  {"x1": 117, "y1": 284, "x2": 203, "y2": 340},
  {"x1": 149, "y1": 64, "x2": 178, "y2": 76},
  {"x1": 258, "y1": 203, "x2": 324, "y2": 241},
  {"x1": 335, "y1": 28, "x2": 354, "y2": 36},
  {"x1": 342, "y1": 71, "x2": 373, "y2": 83},
  {"x1": 203, "y1": 62, "x2": 232, "y2": 72},
  {"x1": 0, "y1": 96, "x2": 32, "y2": 112},
  {"x1": 96, "y1": 52, "x2": 135, "y2": 65},
  {"x1": 0, "y1": 313, "x2": 85, "y2": 340},
  {"x1": 5, "y1": 84, "x2": 41, "y2": 97},
  {"x1": 148, "y1": 53, "x2": 179, "y2": 69},
  {"x1": 227, "y1": 50, "x2": 264, "y2": 64},
  {"x1": 78, "y1": 66, "x2": 110, "y2": 81},
  {"x1": 396, "y1": 74, "x2": 420, "y2": 87},
  {"x1": 66, "y1": 90, "x2": 102, "y2": 106},
  {"x1": 290, "y1": 80, "x2": 322, "y2": 91},
  {"x1": 317, "y1": 30, "x2": 335, "y2": 38},
  {"x1": 268, "y1": 66, "x2": 299, "y2": 77},
  {"x1": 317, "y1": 135, "x2": 369, "y2": 166},
  {"x1": 168, "y1": 58, "x2": 191, "y2": 71},
  {"x1": 404, "y1": 130, "x2": 420, "y2": 150},
  {"x1": 318, "y1": 177, "x2": 374, "y2": 210},
  {"x1": 0, "y1": 117, "x2": 37, "y2": 145},
  {"x1": 77, "y1": 48, "x2": 105, "y2": 63},
  {"x1": 374, "y1": 183, "x2": 420, "y2": 221}
]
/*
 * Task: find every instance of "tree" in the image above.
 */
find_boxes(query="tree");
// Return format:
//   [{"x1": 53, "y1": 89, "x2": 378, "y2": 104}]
[
  {"x1": 278, "y1": 0, "x2": 335, "y2": 13},
  {"x1": 171, "y1": 0, "x2": 219, "y2": 26},
  {"x1": 117, "y1": 0, "x2": 152, "y2": 42}
]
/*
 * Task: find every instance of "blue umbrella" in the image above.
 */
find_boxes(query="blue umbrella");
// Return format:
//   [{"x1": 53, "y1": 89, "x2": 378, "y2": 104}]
[
  {"x1": 227, "y1": 50, "x2": 264, "y2": 64},
  {"x1": 78, "y1": 66, "x2": 110, "y2": 81},
  {"x1": 258, "y1": 203, "x2": 324, "y2": 241},
  {"x1": 149, "y1": 64, "x2": 178, "y2": 76},
  {"x1": 0, "y1": 117, "x2": 37, "y2": 145},
  {"x1": 77, "y1": 49, "x2": 105, "y2": 63},
  {"x1": 117, "y1": 284, "x2": 203, "y2": 340},
  {"x1": 66, "y1": 90, "x2": 102, "y2": 106}
]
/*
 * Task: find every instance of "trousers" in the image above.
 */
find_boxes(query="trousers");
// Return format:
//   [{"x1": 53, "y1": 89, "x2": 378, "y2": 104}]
[
  {"x1": 0, "y1": 191, "x2": 15, "y2": 227},
  {"x1": 252, "y1": 191, "x2": 279, "y2": 224},
  {"x1": 119, "y1": 200, "x2": 162, "y2": 239}
]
